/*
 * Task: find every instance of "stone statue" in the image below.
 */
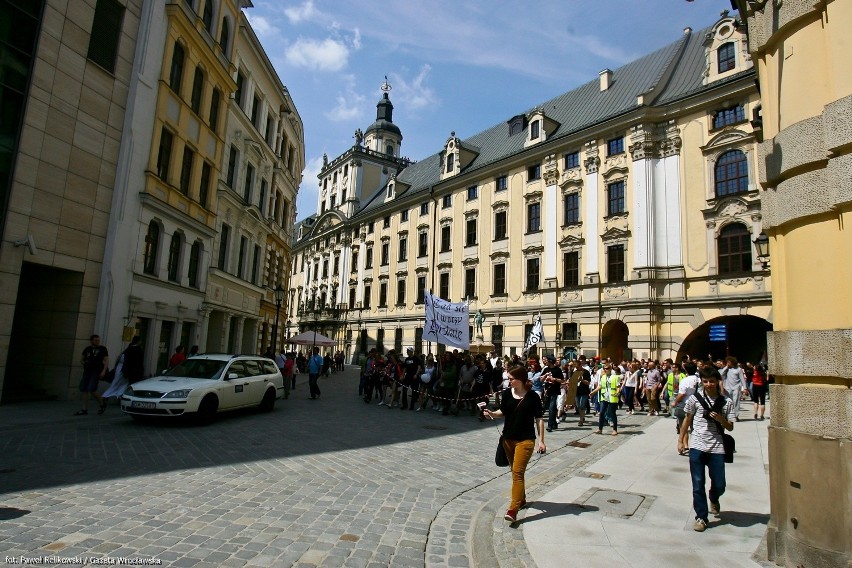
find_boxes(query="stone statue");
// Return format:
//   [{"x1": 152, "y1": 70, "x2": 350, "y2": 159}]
[
  {"x1": 354, "y1": 128, "x2": 363, "y2": 146},
  {"x1": 474, "y1": 310, "x2": 485, "y2": 335},
  {"x1": 322, "y1": 153, "x2": 328, "y2": 167}
]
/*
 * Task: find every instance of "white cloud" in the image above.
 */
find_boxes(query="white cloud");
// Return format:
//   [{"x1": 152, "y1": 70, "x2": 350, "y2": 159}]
[
  {"x1": 352, "y1": 28, "x2": 362, "y2": 50},
  {"x1": 284, "y1": 0, "x2": 319, "y2": 24},
  {"x1": 390, "y1": 65, "x2": 437, "y2": 111},
  {"x1": 245, "y1": 13, "x2": 276, "y2": 37},
  {"x1": 285, "y1": 37, "x2": 349, "y2": 71},
  {"x1": 324, "y1": 76, "x2": 366, "y2": 122}
]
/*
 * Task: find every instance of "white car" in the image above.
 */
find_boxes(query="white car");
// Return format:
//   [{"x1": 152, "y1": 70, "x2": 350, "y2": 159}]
[{"x1": 121, "y1": 354, "x2": 284, "y2": 424}]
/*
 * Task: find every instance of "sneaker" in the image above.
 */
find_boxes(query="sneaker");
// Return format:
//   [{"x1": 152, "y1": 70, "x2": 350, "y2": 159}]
[
  {"x1": 415, "y1": 407, "x2": 422, "y2": 412},
  {"x1": 693, "y1": 518, "x2": 707, "y2": 532},
  {"x1": 504, "y1": 509, "x2": 517, "y2": 522},
  {"x1": 710, "y1": 501, "x2": 720, "y2": 515},
  {"x1": 377, "y1": 401, "x2": 385, "y2": 406},
  {"x1": 759, "y1": 416, "x2": 765, "y2": 421}
]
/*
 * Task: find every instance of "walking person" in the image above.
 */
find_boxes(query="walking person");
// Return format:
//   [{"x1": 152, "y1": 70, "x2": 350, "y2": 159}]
[
  {"x1": 102, "y1": 336, "x2": 144, "y2": 406},
  {"x1": 75, "y1": 334, "x2": 108, "y2": 416},
  {"x1": 591, "y1": 364, "x2": 622, "y2": 435},
  {"x1": 541, "y1": 355, "x2": 564, "y2": 432},
  {"x1": 572, "y1": 362, "x2": 591, "y2": 426},
  {"x1": 307, "y1": 346, "x2": 323, "y2": 399},
  {"x1": 623, "y1": 361, "x2": 641, "y2": 415},
  {"x1": 677, "y1": 365, "x2": 736, "y2": 532},
  {"x1": 644, "y1": 361, "x2": 662, "y2": 416},
  {"x1": 483, "y1": 365, "x2": 546, "y2": 523},
  {"x1": 275, "y1": 349, "x2": 291, "y2": 399},
  {"x1": 719, "y1": 357, "x2": 748, "y2": 421},
  {"x1": 751, "y1": 362, "x2": 768, "y2": 420}
]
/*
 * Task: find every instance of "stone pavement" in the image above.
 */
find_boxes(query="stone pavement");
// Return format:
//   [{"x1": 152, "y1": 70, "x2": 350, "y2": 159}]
[{"x1": 0, "y1": 366, "x2": 771, "y2": 567}]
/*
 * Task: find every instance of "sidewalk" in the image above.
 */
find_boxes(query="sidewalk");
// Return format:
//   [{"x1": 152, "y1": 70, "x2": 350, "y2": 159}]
[{"x1": 523, "y1": 402, "x2": 772, "y2": 568}]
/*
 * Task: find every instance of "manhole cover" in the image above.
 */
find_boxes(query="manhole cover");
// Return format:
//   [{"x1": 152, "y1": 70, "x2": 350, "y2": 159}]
[
  {"x1": 588, "y1": 473, "x2": 606, "y2": 479},
  {"x1": 423, "y1": 425, "x2": 448, "y2": 430},
  {"x1": 582, "y1": 490, "x2": 645, "y2": 517}
]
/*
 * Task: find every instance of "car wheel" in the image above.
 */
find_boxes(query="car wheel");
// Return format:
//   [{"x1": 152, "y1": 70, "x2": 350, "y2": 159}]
[
  {"x1": 196, "y1": 395, "x2": 218, "y2": 425},
  {"x1": 259, "y1": 388, "x2": 276, "y2": 413}
]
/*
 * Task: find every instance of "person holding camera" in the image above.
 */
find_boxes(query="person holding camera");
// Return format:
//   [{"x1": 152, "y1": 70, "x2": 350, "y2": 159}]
[
  {"x1": 678, "y1": 365, "x2": 736, "y2": 532},
  {"x1": 483, "y1": 365, "x2": 546, "y2": 524}
]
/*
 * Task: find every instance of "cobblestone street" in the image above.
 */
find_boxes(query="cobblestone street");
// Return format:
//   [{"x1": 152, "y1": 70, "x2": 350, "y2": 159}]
[{"x1": 0, "y1": 365, "x2": 641, "y2": 567}]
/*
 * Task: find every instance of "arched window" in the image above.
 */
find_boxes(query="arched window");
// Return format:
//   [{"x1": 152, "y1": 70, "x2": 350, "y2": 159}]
[
  {"x1": 219, "y1": 18, "x2": 231, "y2": 58},
  {"x1": 188, "y1": 241, "x2": 202, "y2": 288},
  {"x1": 202, "y1": 0, "x2": 214, "y2": 34},
  {"x1": 143, "y1": 222, "x2": 160, "y2": 275},
  {"x1": 190, "y1": 66, "x2": 204, "y2": 114},
  {"x1": 717, "y1": 223, "x2": 752, "y2": 275},
  {"x1": 715, "y1": 149, "x2": 749, "y2": 197},
  {"x1": 718, "y1": 42, "x2": 736, "y2": 73},
  {"x1": 446, "y1": 152, "x2": 454, "y2": 173},
  {"x1": 167, "y1": 232, "x2": 183, "y2": 282},
  {"x1": 169, "y1": 42, "x2": 185, "y2": 93}
]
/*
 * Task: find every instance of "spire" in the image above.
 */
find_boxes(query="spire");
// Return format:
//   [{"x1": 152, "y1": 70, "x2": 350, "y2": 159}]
[{"x1": 376, "y1": 76, "x2": 393, "y2": 122}]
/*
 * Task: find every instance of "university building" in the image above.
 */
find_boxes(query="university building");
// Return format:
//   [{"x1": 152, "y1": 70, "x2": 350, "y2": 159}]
[{"x1": 290, "y1": 14, "x2": 772, "y2": 365}]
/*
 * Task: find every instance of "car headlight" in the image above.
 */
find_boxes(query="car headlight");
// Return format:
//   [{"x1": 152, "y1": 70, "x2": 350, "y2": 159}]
[
  {"x1": 163, "y1": 389, "x2": 192, "y2": 398},
  {"x1": 124, "y1": 386, "x2": 134, "y2": 396}
]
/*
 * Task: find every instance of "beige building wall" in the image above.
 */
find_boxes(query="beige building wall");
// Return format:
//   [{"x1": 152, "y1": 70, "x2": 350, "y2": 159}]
[
  {"x1": 0, "y1": 0, "x2": 144, "y2": 401},
  {"x1": 733, "y1": 1, "x2": 852, "y2": 566}
]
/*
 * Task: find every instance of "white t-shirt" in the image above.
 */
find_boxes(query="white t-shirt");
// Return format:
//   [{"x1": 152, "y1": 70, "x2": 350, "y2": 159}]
[
  {"x1": 685, "y1": 390, "x2": 736, "y2": 454},
  {"x1": 676, "y1": 374, "x2": 700, "y2": 407}
]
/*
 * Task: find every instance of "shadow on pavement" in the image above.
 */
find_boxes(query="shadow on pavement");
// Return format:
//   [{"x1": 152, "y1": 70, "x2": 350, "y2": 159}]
[
  {"x1": 0, "y1": 507, "x2": 30, "y2": 520},
  {"x1": 716, "y1": 510, "x2": 770, "y2": 528},
  {"x1": 513, "y1": 501, "x2": 600, "y2": 526}
]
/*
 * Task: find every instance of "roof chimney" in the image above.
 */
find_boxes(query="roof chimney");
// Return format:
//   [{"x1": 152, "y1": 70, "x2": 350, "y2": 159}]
[{"x1": 599, "y1": 69, "x2": 613, "y2": 91}]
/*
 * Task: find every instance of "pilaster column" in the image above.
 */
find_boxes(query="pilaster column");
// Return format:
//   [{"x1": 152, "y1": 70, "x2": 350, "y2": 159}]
[
  {"x1": 543, "y1": 154, "x2": 560, "y2": 281},
  {"x1": 629, "y1": 124, "x2": 657, "y2": 269},
  {"x1": 582, "y1": 140, "x2": 601, "y2": 280}
]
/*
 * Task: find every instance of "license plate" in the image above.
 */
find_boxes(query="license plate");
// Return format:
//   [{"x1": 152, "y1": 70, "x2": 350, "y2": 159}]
[{"x1": 131, "y1": 401, "x2": 156, "y2": 409}]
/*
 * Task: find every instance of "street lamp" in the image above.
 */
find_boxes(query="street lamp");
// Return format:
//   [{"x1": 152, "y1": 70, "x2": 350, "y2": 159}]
[
  {"x1": 271, "y1": 284, "x2": 285, "y2": 354},
  {"x1": 753, "y1": 231, "x2": 770, "y2": 269}
]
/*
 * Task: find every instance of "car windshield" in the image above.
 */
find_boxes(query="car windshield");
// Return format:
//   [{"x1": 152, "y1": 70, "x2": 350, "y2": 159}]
[{"x1": 164, "y1": 359, "x2": 227, "y2": 380}]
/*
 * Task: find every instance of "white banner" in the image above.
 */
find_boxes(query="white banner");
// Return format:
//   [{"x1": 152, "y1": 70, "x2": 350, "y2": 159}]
[
  {"x1": 423, "y1": 292, "x2": 470, "y2": 350},
  {"x1": 522, "y1": 314, "x2": 544, "y2": 355}
]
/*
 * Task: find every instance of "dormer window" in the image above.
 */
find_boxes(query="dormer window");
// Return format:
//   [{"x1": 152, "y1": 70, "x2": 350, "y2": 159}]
[
  {"x1": 530, "y1": 120, "x2": 540, "y2": 140},
  {"x1": 508, "y1": 115, "x2": 526, "y2": 136},
  {"x1": 386, "y1": 183, "x2": 394, "y2": 199},
  {"x1": 446, "y1": 153, "x2": 455, "y2": 173},
  {"x1": 718, "y1": 42, "x2": 736, "y2": 73}
]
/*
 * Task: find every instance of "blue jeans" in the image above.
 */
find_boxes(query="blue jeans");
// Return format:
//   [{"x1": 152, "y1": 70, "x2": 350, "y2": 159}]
[
  {"x1": 598, "y1": 401, "x2": 617, "y2": 432},
  {"x1": 689, "y1": 448, "x2": 726, "y2": 522},
  {"x1": 547, "y1": 394, "x2": 559, "y2": 429}
]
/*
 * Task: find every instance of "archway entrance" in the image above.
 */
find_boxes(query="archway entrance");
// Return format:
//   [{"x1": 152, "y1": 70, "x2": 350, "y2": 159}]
[
  {"x1": 600, "y1": 320, "x2": 629, "y2": 361},
  {"x1": 678, "y1": 315, "x2": 772, "y2": 364}
]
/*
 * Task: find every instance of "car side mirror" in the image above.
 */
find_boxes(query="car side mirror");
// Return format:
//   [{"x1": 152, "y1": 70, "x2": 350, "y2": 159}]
[{"x1": 227, "y1": 373, "x2": 238, "y2": 380}]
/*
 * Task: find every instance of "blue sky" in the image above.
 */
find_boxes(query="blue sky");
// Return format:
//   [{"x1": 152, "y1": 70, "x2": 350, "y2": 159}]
[{"x1": 246, "y1": 1, "x2": 734, "y2": 221}]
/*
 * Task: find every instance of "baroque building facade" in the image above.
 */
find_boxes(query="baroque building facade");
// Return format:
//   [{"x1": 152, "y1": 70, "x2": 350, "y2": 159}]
[
  {"x1": 730, "y1": 0, "x2": 852, "y2": 566},
  {"x1": 290, "y1": 16, "x2": 772, "y2": 365}
]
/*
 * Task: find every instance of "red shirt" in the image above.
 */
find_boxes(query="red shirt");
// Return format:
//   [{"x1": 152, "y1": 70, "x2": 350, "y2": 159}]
[
  {"x1": 169, "y1": 352, "x2": 186, "y2": 369},
  {"x1": 752, "y1": 368, "x2": 766, "y2": 387}
]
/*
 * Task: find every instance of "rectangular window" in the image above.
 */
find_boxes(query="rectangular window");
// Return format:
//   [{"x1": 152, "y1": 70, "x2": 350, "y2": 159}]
[
  {"x1": 416, "y1": 276, "x2": 426, "y2": 304},
  {"x1": 397, "y1": 279, "x2": 406, "y2": 305},
  {"x1": 527, "y1": 163, "x2": 541, "y2": 181},
  {"x1": 379, "y1": 282, "x2": 388, "y2": 307},
  {"x1": 607, "y1": 245, "x2": 625, "y2": 283},
  {"x1": 199, "y1": 161, "x2": 212, "y2": 208},
  {"x1": 209, "y1": 88, "x2": 221, "y2": 131},
  {"x1": 243, "y1": 163, "x2": 254, "y2": 202},
  {"x1": 401, "y1": 209, "x2": 409, "y2": 222},
  {"x1": 420, "y1": 202, "x2": 428, "y2": 216},
  {"x1": 562, "y1": 322, "x2": 578, "y2": 341},
  {"x1": 442, "y1": 194, "x2": 452, "y2": 209},
  {"x1": 398, "y1": 237, "x2": 407, "y2": 262},
  {"x1": 234, "y1": 71, "x2": 245, "y2": 107},
  {"x1": 563, "y1": 193, "x2": 579, "y2": 224},
  {"x1": 563, "y1": 251, "x2": 579, "y2": 287},
  {"x1": 607, "y1": 181, "x2": 625, "y2": 216},
  {"x1": 381, "y1": 242, "x2": 389, "y2": 266},
  {"x1": 526, "y1": 258, "x2": 540, "y2": 291},
  {"x1": 465, "y1": 268, "x2": 476, "y2": 299},
  {"x1": 492, "y1": 325, "x2": 504, "y2": 354},
  {"x1": 712, "y1": 104, "x2": 746, "y2": 129},
  {"x1": 190, "y1": 67, "x2": 203, "y2": 114},
  {"x1": 376, "y1": 328, "x2": 384, "y2": 353},
  {"x1": 226, "y1": 145, "x2": 238, "y2": 187},
  {"x1": 169, "y1": 42, "x2": 184, "y2": 93},
  {"x1": 527, "y1": 202, "x2": 541, "y2": 233},
  {"x1": 251, "y1": 94, "x2": 261, "y2": 128},
  {"x1": 258, "y1": 179, "x2": 267, "y2": 215},
  {"x1": 530, "y1": 120, "x2": 540, "y2": 140},
  {"x1": 351, "y1": 252, "x2": 358, "y2": 273},
  {"x1": 218, "y1": 224, "x2": 230, "y2": 270},
  {"x1": 156, "y1": 128, "x2": 173, "y2": 181},
  {"x1": 564, "y1": 151, "x2": 579, "y2": 169},
  {"x1": 367, "y1": 221, "x2": 374, "y2": 233},
  {"x1": 349, "y1": 287, "x2": 356, "y2": 310},
  {"x1": 252, "y1": 245, "x2": 261, "y2": 284},
  {"x1": 363, "y1": 285, "x2": 371, "y2": 309},
  {"x1": 607, "y1": 136, "x2": 624, "y2": 156},
  {"x1": 440, "y1": 225, "x2": 451, "y2": 252},
  {"x1": 495, "y1": 211, "x2": 507, "y2": 240},
  {"x1": 383, "y1": 215, "x2": 390, "y2": 228},
  {"x1": 439, "y1": 272, "x2": 449, "y2": 299},
  {"x1": 87, "y1": 0, "x2": 124, "y2": 73},
  {"x1": 321, "y1": 259, "x2": 328, "y2": 278},
  {"x1": 418, "y1": 232, "x2": 428, "y2": 257},
  {"x1": 237, "y1": 236, "x2": 247, "y2": 278},
  {"x1": 179, "y1": 145, "x2": 193, "y2": 195},
  {"x1": 188, "y1": 241, "x2": 201, "y2": 288},
  {"x1": 496, "y1": 175, "x2": 508, "y2": 192},
  {"x1": 265, "y1": 114, "x2": 274, "y2": 145},
  {"x1": 466, "y1": 218, "x2": 477, "y2": 246},
  {"x1": 467, "y1": 185, "x2": 477, "y2": 200},
  {"x1": 365, "y1": 246, "x2": 373, "y2": 269},
  {"x1": 493, "y1": 263, "x2": 506, "y2": 296},
  {"x1": 333, "y1": 255, "x2": 340, "y2": 275}
]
